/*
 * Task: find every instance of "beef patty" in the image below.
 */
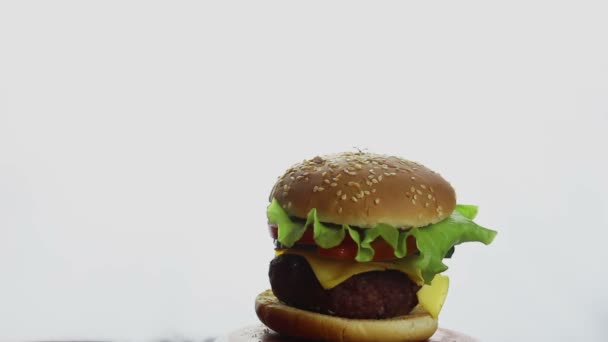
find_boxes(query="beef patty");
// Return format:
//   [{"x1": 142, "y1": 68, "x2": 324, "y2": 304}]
[{"x1": 269, "y1": 253, "x2": 420, "y2": 319}]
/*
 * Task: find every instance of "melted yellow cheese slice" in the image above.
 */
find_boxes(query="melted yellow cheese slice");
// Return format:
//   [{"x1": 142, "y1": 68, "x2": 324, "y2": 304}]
[
  {"x1": 417, "y1": 274, "x2": 449, "y2": 318},
  {"x1": 277, "y1": 249, "x2": 449, "y2": 318}
]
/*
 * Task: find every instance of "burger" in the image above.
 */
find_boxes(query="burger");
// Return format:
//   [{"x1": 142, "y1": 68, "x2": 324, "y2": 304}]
[{"x1": 255, "y1": 152, "x2": 496, "y2": 342}]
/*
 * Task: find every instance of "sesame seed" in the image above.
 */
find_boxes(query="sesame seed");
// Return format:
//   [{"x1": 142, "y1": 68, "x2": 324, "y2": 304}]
[
  {"x1": 288, "y1": 202, "x2": 292, "y2": 208},
  {"x1": 410, "y1": 186, "x2": 415, "y2": 192},
  {"x1": 312, "y1": 156, "x2": 324, "y2": 164},
  {"x1": 414, "y1": 194, "x2": 418, "y2": 200},
  {"x1": 303, "y1": 172, "x2": 309, "y2": 176},
  {"x1": 410, "y1": 176, "x2": 416, "y2": 180},
  {"x1": 296, "y1": 176, "x2": 303, "y2": 180},
  {"x1": 412, "y1": 199, "x2": 416, "y2": 205},
  {"x1": 369, "y1": 169, "x2": 376, "y2": 174},
  {"x1": 430, "y1": 186, "x2": 434, "y2": 193},
  {"x1": 427, "y1": 194, "x2": 432, "y2": 199},
  {"x1": 347, "y1": 181, "x2": 361, "y2": 188},
  {"x1": 330, "y1": 182, "x2": 338, "y2": 187},
  {"x1": 304, "y1": 177, "x2": 309, "y2": 182},
  {"x1": 420, "y1": 184, "x2": 427, "y2": 189},
  {"x1": 338, "y1": 207, "x2": 343, "y2": 213},
  {"x1": 322, "y1": 172, "x2": 327, "y2": 177},
  {"x1": 356, "y1": 192, "x2": 363, "y2": 199},
  {"x1": 374, "y1": 198, "x2": 380, "y2": 204},
  {"x1": 351, "y1": 197, "x2": 358, "y2": 202},
  {"x1": 366, "y1": 180, "x2": 373, "y2": 186},
  {"x1": 378, "y1": 175, "x2": 383, "y2": 181},
  {"x1": 364, "y1": 190, "x2": 371, "y2": 195},
  {"x1": 372, "y1": 178, "x2": 378, "y2": 184},
  {"x1": 354, "y1": 164, "x2": 362, "y2": 169},
  {"x1": 416, "y1": 189, "x2": 423, "y2": 195},
  {"x1": 337, "y1": 190, "x2": 342, "y2": 196},
  {"x1": 341, "y1": 194, "x2": 347, "y2": 200},
  {"x1": 318, "y1": 187, "x2": 325, "y2": 191},
  {"x1": 313, "y1": 186, "x2": 319, "y2": 192},
  {"x1": 425, "y1": 202, "x2": 430, "y2": 207},
  {"x1": 368, "y1": 174, "x2": 375, "y2": 179},
  {"x1": 290, "y1": 177, "x2": 295, "y2": 181},
  {"x1": 372, "y1": 188, "x2": 376, "y2": 193},
  {"x1": 324, "y1": 179, "x2": 330, "y2": 184}
]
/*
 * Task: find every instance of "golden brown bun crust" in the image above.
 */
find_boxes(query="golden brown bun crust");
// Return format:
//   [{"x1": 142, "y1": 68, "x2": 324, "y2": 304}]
[
  {"x1": 255, "y1": 289, "x2": 438, "y2": 342},
  {"x1": 269, "y1": 152, "x2": 456, "y2": 228}
]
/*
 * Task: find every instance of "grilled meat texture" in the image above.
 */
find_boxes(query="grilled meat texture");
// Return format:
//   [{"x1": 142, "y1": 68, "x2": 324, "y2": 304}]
[{"x1": 269, "y1": 253, "x2": 420, "y2": 319}]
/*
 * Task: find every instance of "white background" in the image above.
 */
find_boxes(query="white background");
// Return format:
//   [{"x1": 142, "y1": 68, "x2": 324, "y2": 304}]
[{"x1": 1, "y1": 1, "x2": 607, "y2": 341}]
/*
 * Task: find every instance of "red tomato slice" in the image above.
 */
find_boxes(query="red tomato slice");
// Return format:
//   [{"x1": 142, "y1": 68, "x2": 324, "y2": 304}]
[
  {"x1": 318, "y1": 235, "x2": 418, "y2": 261},
  {"x1": 317, "y1": 238, "x2": 358, "y2": 260},
  {"x1": 269, "y1": 225, "x2": 419, "y2": 261}
]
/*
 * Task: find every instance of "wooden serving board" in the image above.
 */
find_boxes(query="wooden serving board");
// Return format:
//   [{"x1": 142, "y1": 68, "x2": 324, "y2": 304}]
[{"x1": 216, "y1": 324, "x2": 477, "y2": 342}]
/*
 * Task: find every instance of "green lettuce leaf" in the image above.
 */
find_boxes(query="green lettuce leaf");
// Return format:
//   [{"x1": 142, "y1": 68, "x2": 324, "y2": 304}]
[
  {"x1": 267, "y1": 200, "x2": 307, "y2": 247},
  {"x1": 409, "y1": 208, "x2": 496, "y2": 282},
  {"x1": 307, "y1": 208, "x2": 346, "y2": 248},
  {"x1": 455, "y1": 204, "x2": 478, "y2": 219},
  {"x1": 267, "y1": 199, "x2": 497, "y2": 283}
]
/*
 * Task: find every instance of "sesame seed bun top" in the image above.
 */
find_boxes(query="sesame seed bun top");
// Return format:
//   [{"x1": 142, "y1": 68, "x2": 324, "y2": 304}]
[{"x1": 269, "y1": 152, "x2": 456, "y2": 229}]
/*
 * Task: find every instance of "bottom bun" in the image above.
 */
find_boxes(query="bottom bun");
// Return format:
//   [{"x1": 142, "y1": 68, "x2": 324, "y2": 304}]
[{"x1": 255, "y1": 289, "x2": 438, "y2": 342}]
